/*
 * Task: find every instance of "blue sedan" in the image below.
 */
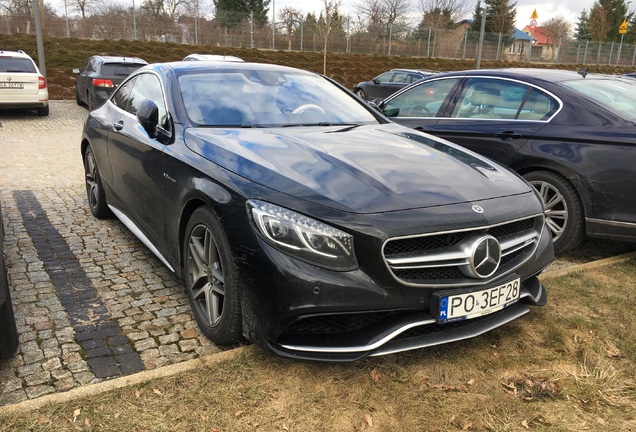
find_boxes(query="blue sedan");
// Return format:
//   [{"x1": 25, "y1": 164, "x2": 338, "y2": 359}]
[{"x1": 378, "y1": 68, "x2": 636, "y2": 254}]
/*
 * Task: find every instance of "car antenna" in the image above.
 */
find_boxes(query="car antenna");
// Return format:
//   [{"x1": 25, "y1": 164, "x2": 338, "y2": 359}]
[{"x1": 577, "y1": 67, "x2": 589, "y2": 78}]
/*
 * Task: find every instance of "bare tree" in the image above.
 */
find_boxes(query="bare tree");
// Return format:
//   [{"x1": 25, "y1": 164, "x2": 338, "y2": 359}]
[
  {"x1": 279, "y1": 6, "x2": 303, "y2": 50},
  {"x1": 355, "y1": 0, "x2": 411, "y2": 40},
  {"x1": 418, "y1": 0, "x2": 471, "y2": 29},
  {"x1": 540, "y1": 17, "x2": 572, "y2": 61},
  {"x1": 317, "y1": 0, "x2": 342, "y2": 75}
]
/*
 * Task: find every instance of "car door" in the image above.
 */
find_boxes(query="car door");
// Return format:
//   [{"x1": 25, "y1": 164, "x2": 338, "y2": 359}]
[
  {"x1": 107, "y1": 72, "x2": 169, "y2": 246},
  {"x1": 381, "y1": 77, "x2": 463, "y2": 132},
  {"x1": 429, "y1": 77, "x2": 557, "y2": 165},
  {"x1": 366, "y1": 71, "x2": 395, "y2": 100},
  {"x1": 77, "y1": 57, "x2": 97, "y2": 102},
  {"x1": 378, "y1": 71, "x2": 411, "y2": 99}
]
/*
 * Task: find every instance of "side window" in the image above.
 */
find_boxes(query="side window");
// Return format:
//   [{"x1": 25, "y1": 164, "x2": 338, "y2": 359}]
[
  {"x1": 374, "y1": 72, "x2": 394, "y2": 83},
  {"x1": 87, "y1": 58, "x2": 98, "y2": 73},
  {"x1": 111, "y1": 76, "x2": 137, "y2": 112},
  {"x1": 128, "y1": 73, "x2": 168, "y2": 127},
  {"x1": 392, "y1": 72, "x2": 409, "y2": 84},
  {"x1": 383, "y1": 78, "x2": 461, "y2": 118},
  {"x1": 452, "y1": 78, "x2": 530, "y2": 119},
  {"x1": 518, "y1": 89, "x2": 557, "y2": 120}
]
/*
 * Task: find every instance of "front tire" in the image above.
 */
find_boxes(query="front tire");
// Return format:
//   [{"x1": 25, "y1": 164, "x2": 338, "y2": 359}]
[
  {"x1": 183, "y1": 207, "x2": 242, "y2": 345},
  {"x1": 356, "y1": 89, "x2": 366, "y2": 100},
  {"x1": 84, "y1": 146, "x2": 111, "y2": 218},
  {"x1": 523, "y1": 170, "x2": 584, "y2": 254}
]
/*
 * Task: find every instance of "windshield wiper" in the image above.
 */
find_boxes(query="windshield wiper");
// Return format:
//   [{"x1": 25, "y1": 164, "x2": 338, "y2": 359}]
[{"x1": 281, "y1": 122, "x2": 360, "y2": 129}]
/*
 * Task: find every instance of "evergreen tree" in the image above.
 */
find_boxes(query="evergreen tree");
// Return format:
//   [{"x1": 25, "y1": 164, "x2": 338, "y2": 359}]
[
  {"x1": 484, "y1": 0, "x2": 516, "y2": 35},
  {"x1": 574, "y1": 10, "x2": 591, "y2": 40},
  {"x1": 214, "y1": 0, "x2": 270, "y2": 27},
  {"x1": 469, "y1": 0, "x2": 483, "y2": 33}
]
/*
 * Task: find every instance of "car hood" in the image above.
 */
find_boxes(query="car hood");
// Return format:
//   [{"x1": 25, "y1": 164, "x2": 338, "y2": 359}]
[{"x1": 184, "y1": 123, "x2": 532, "y2": 213}]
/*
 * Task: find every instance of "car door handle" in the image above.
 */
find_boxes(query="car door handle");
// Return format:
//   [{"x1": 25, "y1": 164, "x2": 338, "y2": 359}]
[
  {"x1": 414, "y1": 127, "x2": 426, "y2": 132},
  {"x1": 113, "y1": 121, "x2": 124, "y2": 132},
  {"x1": 496, "y1": 131, "x2": 521, "y2": 140}
]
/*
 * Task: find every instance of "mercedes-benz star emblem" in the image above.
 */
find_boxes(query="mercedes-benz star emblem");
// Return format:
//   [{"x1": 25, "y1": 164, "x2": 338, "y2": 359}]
[
  {"x1": 460, "y1": 234, "x2": 502, "y2": 279},
  {"x1": 471, "y1": 204, "x2": 484, "y2": 214},
  {"x1": 7, "y1": 77, "x2": 11, "y2": 81}
]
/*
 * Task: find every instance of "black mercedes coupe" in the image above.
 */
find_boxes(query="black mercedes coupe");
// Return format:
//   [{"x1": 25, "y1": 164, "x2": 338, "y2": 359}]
[{"x1": 80, "y1": 61, "x2": 553, "y2": 361}]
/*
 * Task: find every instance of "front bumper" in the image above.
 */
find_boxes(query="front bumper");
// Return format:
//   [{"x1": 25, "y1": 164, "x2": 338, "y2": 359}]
[{"x1": 236, "y1": 210, "x2": 553, "y2": 361}]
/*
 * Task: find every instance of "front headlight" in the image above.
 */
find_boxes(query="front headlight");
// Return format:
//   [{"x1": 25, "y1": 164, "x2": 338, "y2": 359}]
[{"x1": 248, "y1": 200, "x2": 358, "y2": 271}]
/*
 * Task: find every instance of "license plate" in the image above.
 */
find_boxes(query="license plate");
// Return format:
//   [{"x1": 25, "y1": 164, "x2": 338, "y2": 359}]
[
  {"x1": 437, "y1": 278, "x2": 520, "y2": 323},
  {"x1": 0, "y1": 82, "x2": 24, "y2": 89}
]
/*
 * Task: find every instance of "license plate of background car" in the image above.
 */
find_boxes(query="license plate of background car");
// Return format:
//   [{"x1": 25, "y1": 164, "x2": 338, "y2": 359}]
[
  {"x1": 437, "y1": 278, "x2": 521, "y2": 323},
  {"x1": 0, "y1": 82, "x2": 24, "y2": 89}
]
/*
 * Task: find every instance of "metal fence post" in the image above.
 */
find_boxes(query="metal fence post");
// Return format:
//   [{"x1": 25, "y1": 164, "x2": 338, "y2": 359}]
[
  {"x1": 427, "y1": 27, "x2": 431, "y2": 57},
  {"x1": 250, "y1": 12, "x2": 254, "y2": 48},
  {"x1": 496, "y1": 32, "x2": 502, "y2": 60},
  {"x1": 609, "y1": 41, "x2": 614, "y2": 65},
  {"x1": 388, "y1": 23, "x2": 392, "y2": 55},
  {"x1": 555, "y1": 37, "x2": 561, "y2": 64},
  {"x1": 463, "y1": 29, "x2": 468, "y2": 59},
  {"x1": 583, "y1": 39, "x2": 589, "y2": 64},
  {"x1": 632, "y1": 46, "x2": 636, "y2": 66}
]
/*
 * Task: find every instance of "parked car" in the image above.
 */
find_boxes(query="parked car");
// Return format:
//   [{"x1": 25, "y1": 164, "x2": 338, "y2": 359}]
[
  {"x1": 183, "y1": 53, "x2": 244, "y2": 62},
  {"x1": 353, "y1": 68, "x2": 438, "y2": 101},
  {"x1": 377, "y1": 68, "x2": 636, "y2": 254},
  {"x1": 0, "y1": 199, "x2": 19, "y2": 359},
  {"x1": 81, "y1": 61, "x2": 553, "y2": 361},
  {"x1": 0, "y1": 49, "x2": 49, "y2": 116},
  {"x1": 74, "y1": 55, "x2": 148, "y2": 110}
]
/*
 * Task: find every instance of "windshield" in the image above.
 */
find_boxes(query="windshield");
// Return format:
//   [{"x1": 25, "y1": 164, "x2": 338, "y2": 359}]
[
  {"x1": 561, "y1": 77, "x2": 636, "y2": 121},
  {"x1": 178, "y1": 69, "x2": 378, "y2": 127}
]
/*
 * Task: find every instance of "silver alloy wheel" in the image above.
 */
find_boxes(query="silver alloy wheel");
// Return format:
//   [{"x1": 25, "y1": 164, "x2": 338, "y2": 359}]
[
  {"x1": 187, "y1": 224, "x2": 225, "y2": 327},
  {"x1": 84, "y1": 151, "x2": 99, "y2": 208},
  {"x1": 530, "y1": 180, "x2": 568, "y2": 242},
  {"x1": 356, "y1": 89, "x2": 366, "y2": 100}
]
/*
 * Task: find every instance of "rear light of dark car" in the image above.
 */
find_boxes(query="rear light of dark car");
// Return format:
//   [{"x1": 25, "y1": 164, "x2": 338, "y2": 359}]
[
  {"x1": 92, "y1": 79, "x2": 114, "y2": 88},
  {"x1": 38, "y1": 75, "x2": 46, "y2": 89}
]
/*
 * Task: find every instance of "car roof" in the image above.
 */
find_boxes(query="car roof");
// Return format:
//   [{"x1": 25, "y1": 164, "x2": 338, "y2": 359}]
[
  {"x1": 0, "y1": 50, "x2": 33, "y2": 60},
  {"x1": 418, "y1": 68, "x2": 611, "y2": 84},
  {"x1": 139, "y1": 61, "x2": 314, "y2": 77},
  {"x1": 92, "y1": 55, "x2": 147, "y2": 64},
  {"x1": 183, "y1": 54, "x2": 245, "y2": 62},
  {"x1": 390, "y1": 68, "x2": 439, "y2": 75}
]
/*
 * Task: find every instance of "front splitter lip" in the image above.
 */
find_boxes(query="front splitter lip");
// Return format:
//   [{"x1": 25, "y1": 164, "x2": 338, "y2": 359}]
[{"x1": 267, "y1": 300, "x2": 534, "y2": 362}]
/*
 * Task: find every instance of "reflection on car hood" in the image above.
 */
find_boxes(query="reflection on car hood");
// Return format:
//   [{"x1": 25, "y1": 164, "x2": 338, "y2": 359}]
[{"x1": 184, "y1": 123, "x2": 531, "y2": 213}]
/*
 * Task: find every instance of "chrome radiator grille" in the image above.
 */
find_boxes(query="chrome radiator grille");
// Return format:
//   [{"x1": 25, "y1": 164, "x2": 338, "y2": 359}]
[{"x1": 382, "y1": 215, "x2": 544, "y2": 287}]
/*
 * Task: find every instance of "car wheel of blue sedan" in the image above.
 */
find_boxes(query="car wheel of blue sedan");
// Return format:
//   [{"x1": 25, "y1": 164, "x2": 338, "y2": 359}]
[
  {"x1": 524, "y1": 170, "x2": 584, "y2": 254},
  {"x1": 184, "y1": 207, "x2": 242, "y2": 345},
  {"x1": 83, "y1": 146, "x2": 112, "y2": 219}
]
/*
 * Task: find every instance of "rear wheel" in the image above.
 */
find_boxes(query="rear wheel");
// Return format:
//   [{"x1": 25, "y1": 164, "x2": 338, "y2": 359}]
[
  {"x1": 36, "y1": 106, "x2": 49, "y2": 116},
  {"x1": 523, "y1": 170, "x2": 584, "y2": 254},
  {"x1": 183, "y1": 207, "x2": 242, "y2": 345},
  {"x1": 75, "y1": 85, "x2": 84, "y2": 106},
  {"x1": 88, "y1": 92, "x2": 95, "y2": 111},
  {"x1": 83, "y1": 146, "x2": 111, "y2": 218}
]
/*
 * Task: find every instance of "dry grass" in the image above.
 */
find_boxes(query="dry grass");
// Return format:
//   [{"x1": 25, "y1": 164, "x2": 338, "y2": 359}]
[
  {"x1": 0, "y1": 259, "x2": 635, "y2": 431},
  {"x1": 2, "y1": 33, "x2": 636, "y2": 102}
]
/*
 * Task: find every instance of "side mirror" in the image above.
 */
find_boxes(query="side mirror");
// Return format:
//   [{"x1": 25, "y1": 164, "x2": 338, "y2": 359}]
[
  {"x1": 137, "y1": 99, "x2": 172, "y2": 144},
  {"x1": 372, "y1": 78, "x2": 380, "y2": 84},
  {"x1": 137, "y1": 99, "x2": 159, "y2": 138},
  {"x1": 72, "y1": 68, "x2": 80, "y2": 74}
]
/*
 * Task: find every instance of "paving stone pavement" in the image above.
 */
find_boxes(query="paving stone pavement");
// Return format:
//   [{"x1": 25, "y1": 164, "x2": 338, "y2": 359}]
[{"x1": 0, "y1": 101, "x2": 220, "y2": 406}]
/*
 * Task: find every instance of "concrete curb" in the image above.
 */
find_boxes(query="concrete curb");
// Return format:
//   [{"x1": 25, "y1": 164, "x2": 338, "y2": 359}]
[
  {"x1": 0, "y1": 346, "x2": 248, "y2": 415},
  {"x1": 1, "y1": 251, "x2": 634, "y2": 415},
  {"x1": 540, "y1": 251, "x2": 636, "y2": 280}
]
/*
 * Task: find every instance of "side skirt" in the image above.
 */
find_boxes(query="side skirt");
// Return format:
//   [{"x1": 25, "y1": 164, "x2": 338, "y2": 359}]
[{"x1": 108, "y1": 205, "x2": 175, "y2": 273}]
